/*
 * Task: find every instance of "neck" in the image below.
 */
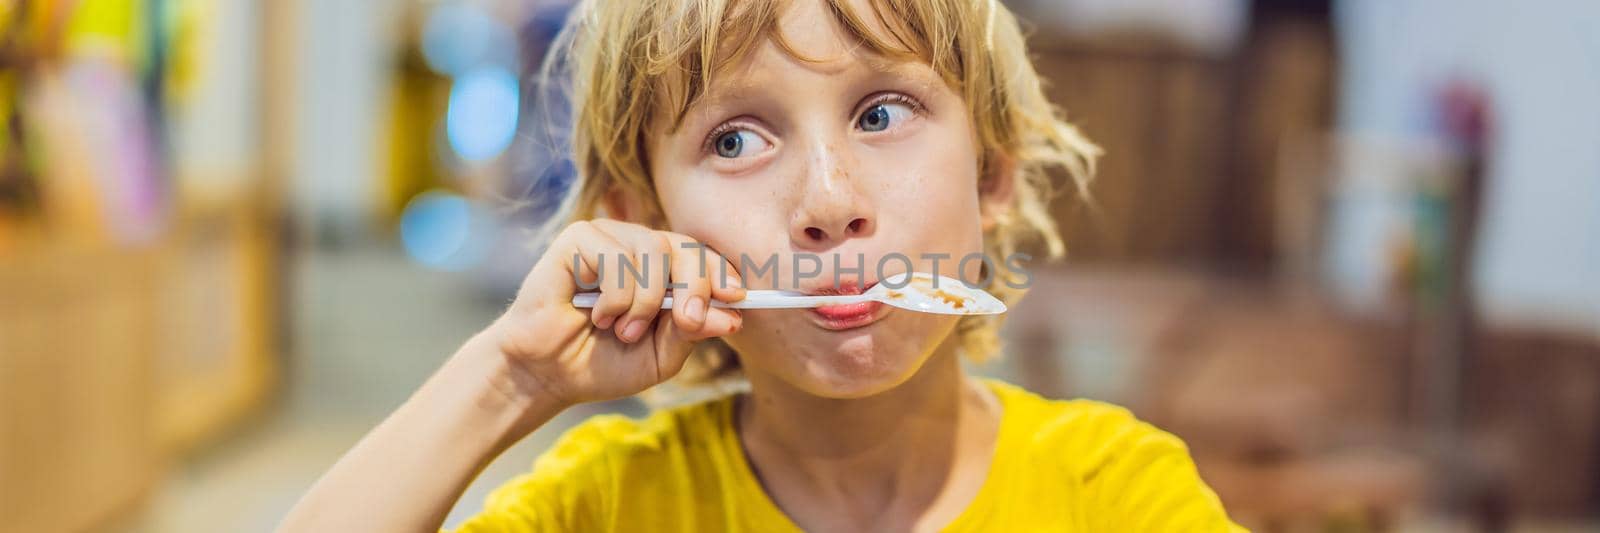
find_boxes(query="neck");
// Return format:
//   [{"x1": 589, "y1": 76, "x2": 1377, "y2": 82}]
[
  {"x1": 741, "y1": 346, "x2": 973, "y2": 458},
  {"x1": 736, "y1": 342, "x2": 1000, "y2": 528}
]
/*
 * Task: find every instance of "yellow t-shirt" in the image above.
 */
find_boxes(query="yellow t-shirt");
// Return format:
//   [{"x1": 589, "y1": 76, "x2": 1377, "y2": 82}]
[{"x1": 453, "y1": 379, "x2": 1245, "y2": 532}]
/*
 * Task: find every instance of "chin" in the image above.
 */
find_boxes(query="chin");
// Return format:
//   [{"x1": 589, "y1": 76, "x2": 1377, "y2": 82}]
[
  {"x1": 796, "y1": 336, "x2": 922, "y2": 398},
  {"x1": 739, "y1": 311, "x2": 960, "y2": 399}
]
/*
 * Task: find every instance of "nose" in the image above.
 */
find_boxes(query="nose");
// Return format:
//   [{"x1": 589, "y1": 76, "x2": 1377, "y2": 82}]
[{"x1": 789, "y1": 141, "x2": 875, "y2": 250}]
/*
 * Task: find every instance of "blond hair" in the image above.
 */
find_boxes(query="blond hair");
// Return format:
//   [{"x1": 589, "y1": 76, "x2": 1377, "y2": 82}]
[{"x1": 535, "y1": 0, "x2": 1099, "y2": 381}]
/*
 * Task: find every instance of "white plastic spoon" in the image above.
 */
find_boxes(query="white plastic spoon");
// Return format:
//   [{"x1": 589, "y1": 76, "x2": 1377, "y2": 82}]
[{"x1": 571, "y1": 272, "x2": 1006, "y2": 316}]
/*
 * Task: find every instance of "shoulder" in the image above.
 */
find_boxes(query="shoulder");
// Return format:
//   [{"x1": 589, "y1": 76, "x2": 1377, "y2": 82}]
[
  {"x1": 987, "y1": 380, "x2": 1192, "y2": 482},
  {"x1": 531, "y1": 396, "x2": 732, "y2": 481},
  {"x1": 987, "y1": 380, "x2": 1243, "y2": 531},
  {"x1": 458, "y1": 398, "x2": 734, "y2": 531},
  {"x1": 466, "y1": 397, "x2": 733, "y2": 529}
]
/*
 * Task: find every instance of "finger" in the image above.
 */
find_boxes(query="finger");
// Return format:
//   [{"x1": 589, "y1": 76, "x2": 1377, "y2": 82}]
[
  {"x1": 580, "y1": 226, "x2": 637, "y2": 331},
  {"x1": 651, "y1": 307, "x2": 743, "y2": 379},
  {"x1": 600, "y1": 225, "x2": 671, "y2": 344},
  {"x1": 519, "y1": 222, "x2": 596, "y2": 304},
  {"x1": 693, "y1": 307, "x2": 743, "y2": 339},
  {"x1": 706, "y1": 247, "x2": 746, "y2": 303},
  {"x1": 662, "y1": 232, "x2": 713, "y2": 332}
]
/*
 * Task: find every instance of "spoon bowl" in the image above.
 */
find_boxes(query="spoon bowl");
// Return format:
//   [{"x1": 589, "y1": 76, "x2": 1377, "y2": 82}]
[{"x1": 858, "y1": 272, "x2": 1007, "y2": 315}]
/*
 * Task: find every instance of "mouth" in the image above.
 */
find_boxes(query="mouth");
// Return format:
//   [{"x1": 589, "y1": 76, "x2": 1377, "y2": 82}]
[{"x1": 807, "y1": 280, "x2": 890, "y2": 331}]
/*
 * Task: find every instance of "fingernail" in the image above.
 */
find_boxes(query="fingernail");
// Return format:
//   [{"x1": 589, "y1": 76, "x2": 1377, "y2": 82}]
[
  {"x1": 621, "y1": 320, "x2": 647, "y2": 343},
  {"x1": 595, "y1": 314, "x2": 615, "y2": 329},
  {"x1": 685, "y1": 296, "x2": 706, "y2": 323}
]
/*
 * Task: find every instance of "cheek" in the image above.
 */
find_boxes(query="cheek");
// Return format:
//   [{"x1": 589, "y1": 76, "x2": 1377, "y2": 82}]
[
  {"x1": 656, "y1": 169, "x2": 791, "y2": 282},
  {"x1": 864, "y1": 123, "x2": 986, "y2": 248}
]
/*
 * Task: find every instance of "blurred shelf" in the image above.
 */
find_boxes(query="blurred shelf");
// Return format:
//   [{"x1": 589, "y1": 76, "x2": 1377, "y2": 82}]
[
  {"x1": 0, "y1": 242, "x2": 165, "y2": 533},
  {"x1": 0, "y1": 189, "x2": 282, "y2": 531},
  {"x1": 152, "y1": 190, "x2": 283, "y2": 454}
]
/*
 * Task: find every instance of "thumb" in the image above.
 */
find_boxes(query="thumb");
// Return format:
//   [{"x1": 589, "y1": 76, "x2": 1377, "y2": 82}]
[{"x1": 651, "y1": 308, "x2": 742, "y2": 379}]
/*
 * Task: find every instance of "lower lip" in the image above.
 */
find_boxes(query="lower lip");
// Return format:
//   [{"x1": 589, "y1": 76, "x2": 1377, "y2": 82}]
[{"x1": 810, "y1": 301, "x2": 888, "y2": 330}]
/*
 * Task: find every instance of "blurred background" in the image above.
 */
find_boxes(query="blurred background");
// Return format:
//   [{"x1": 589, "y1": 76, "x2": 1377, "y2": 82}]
[{"x1": 1, "y1": 0, "x2": 1596, "y2": 531}]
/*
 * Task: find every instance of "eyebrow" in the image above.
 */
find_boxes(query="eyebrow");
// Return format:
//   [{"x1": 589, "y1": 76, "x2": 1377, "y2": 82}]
[
  {"x1": 678, "y1": 47, "x2": 939, "y2": 133},
  {"x1": 701, "y1": 49, "x2": 925, "y2": 101},
  {"x1": 698, "y1": 77, "x2": 762, "y2": 109},
  {"x1": 678, "y1": 77, "x2": 761, "y2": 132},
  {"x1": 855, "y1": 51, "x2": 911, "y2": 74}
]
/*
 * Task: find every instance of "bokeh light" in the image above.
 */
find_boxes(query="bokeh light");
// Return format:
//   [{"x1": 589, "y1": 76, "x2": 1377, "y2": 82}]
[
  {"x1": 399, "y1": 190, "x2": 496, "y2": 271},
  {"x1": 420, "y1": 3, "x2": 516, "y2": 76},
  {"x1": 445, "y1": 67, "x2": 520, "y2": 163}
]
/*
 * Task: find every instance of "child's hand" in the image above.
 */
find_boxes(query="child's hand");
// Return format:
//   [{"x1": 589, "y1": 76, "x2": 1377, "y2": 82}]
[{"x1": 485, "y1": 219, "x2": 745, "y2": 407}]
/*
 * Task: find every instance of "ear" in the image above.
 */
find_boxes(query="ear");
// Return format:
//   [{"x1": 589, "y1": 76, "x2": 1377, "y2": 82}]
[{"x1": 978, "y1": 154, "x2": 1018, "y2": 232}]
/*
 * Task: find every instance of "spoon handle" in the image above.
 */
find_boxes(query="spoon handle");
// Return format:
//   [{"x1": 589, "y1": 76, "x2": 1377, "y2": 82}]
[{"x1": 571, "y1": 290, "x2": 865, "y2": 310}]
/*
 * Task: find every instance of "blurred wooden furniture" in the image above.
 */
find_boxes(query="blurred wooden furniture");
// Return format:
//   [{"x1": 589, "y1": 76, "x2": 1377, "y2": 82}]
[
  {"x1": 1010, "y1": 265, "x2": 1600, "y2": 528},
  {"x1": 151, "y1": 197, "x2": 282, "y2": 453},
  {"x1": 1139, "y1": 286, "x2": 1425, "y2": 531},
  {"x1": 0, "y1": 194, "x2": 281, "y2": 532},
  {"x1": 1028, "y1": 36, "x2": 1232, "y2": 263},
  {"x1": 1025, "y1": 7, "x2": 1335, "y2": 267},
  {"x1": 0, "y1": 0, "x2": 292, "y2": 529},
  {"x1": 0, "y1": 245, "x2": 163, "y2": 533},
  {"x1": 1464, "y1": 328, "x2": 1600, "y2": 518}
]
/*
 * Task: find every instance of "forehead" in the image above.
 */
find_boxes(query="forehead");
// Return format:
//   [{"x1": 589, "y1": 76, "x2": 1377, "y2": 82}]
[
  {"x1": 770, "y1": 0, "x2": 898, "y2": 70},
  {"x1": 660, "y1": 0, "x2": 936, "y2": 128},
  {"x1": 708, "y1": 39, "x2": 924, "y2": 100}
]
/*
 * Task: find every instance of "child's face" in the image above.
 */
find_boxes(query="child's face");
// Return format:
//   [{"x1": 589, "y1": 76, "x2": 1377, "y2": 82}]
[{"x1": 647, "y1": 0, "x2": 990, "y2": 398}]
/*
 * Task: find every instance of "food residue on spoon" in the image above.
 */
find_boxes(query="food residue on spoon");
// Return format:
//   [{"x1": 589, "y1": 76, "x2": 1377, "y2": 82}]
[
  {"x1": 934, "y1": 289, "x2": 967, "y2": 309},
  {"x1": 917, "y1": 286, "x2": 967, "y2": 309},
  {"x1": 871, "y1": 272, "x2": 1004, "y2": 315}
]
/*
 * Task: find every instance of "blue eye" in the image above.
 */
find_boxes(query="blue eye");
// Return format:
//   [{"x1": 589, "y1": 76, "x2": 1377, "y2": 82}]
[
  {"x1": 858, "y1": 105, "x2": 891, "y2": 132},
  {"x1": 715, "y1": 131, "x2": 742, "y2": 157},
  {"x1": 712, "y1": 129, "x2": 769, "y2": 158},
  {"x1": 856, "y1": 101, "x2": 915, "y2": 132}
]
